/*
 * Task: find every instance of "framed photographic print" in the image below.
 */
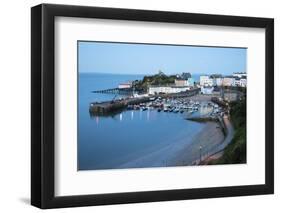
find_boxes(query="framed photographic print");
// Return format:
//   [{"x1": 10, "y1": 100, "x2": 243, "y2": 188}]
[{"x1": 31, "y1": 4, "x2": 274, "y2": 209}]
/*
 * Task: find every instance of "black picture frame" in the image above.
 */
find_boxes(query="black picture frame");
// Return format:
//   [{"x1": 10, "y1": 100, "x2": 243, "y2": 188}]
[{"x1": 31, "y1": 3, "x2": 274, "y2": 209}]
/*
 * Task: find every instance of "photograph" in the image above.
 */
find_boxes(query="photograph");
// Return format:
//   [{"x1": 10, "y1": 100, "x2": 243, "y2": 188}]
[
  {"x1": 30, "y1": 3, "x2": 274, "y2": 209},
  {"x1": 78, "y1": 41, "x2": 247, "y2": 171}
]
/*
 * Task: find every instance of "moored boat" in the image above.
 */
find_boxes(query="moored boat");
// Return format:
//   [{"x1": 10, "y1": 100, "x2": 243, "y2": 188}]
[{"x1": 141, "y1": 107, "x2": 148, "y2": 111}]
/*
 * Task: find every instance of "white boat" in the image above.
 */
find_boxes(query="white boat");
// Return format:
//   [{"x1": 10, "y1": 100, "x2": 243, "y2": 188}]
[
  {"x1": 174, "y1": 108, "x2": 179, "y2": 113},
  {"x1": 141, "y1": 107, "x2": 148, "y2": 111}
]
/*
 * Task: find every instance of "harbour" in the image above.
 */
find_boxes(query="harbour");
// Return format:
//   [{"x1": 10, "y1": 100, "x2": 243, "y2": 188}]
[
  {"x1": 89, "y1": 88, "x2": 201, "y2": 115},
  {"x1": 79, "y1": 73, "x2": 210, "y2": 170},
  {"x1": 77, "y1": 41, "x2": 247, "y2": 171},
  {"x1": 78, "y1": 72, "x2": 243, "y2": 170}
]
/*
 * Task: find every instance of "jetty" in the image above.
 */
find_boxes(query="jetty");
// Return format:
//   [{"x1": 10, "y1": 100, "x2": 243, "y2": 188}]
[
  {"x1": 92, "y1": 88, "x2": 134, "y2": 95},
  {"x1": 89, "y1": 97, "x2": 151, "y2": 115}
]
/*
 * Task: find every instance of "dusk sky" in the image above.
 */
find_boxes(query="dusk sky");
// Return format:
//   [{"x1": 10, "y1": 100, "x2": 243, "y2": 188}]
[{"x1": 78, "y1": 41, "x2": 247, "y2": 76}]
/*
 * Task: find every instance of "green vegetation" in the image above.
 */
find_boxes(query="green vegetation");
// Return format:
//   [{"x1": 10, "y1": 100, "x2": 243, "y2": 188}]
[
  {"x1": 133, "y1": 71, "x2": 177, "y2": 92},
  {"x1": 210, "y1": 99, "x2": 246, "y2": 164},
  {"x1": 222, "y1": 85, "x2": 247, "y2": 94},
  {"x1": 220, "y1": 99, "x2": 246, "y2": 163}
]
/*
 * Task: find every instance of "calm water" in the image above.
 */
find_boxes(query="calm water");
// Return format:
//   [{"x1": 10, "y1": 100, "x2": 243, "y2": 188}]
[{"x1": 78, "y1": 73, "x2": 205, "y2": 170}]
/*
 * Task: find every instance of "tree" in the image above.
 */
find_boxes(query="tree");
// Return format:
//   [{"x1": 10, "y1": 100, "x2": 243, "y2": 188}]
[{"x1": 181, "y1": 72, "x2": 191, "y2": 80}]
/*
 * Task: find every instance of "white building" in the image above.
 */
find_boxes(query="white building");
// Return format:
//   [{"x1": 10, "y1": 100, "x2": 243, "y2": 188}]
[
  {"x1": 240, "y1": 78, "x2": 247, "y2": 87},
  {"x1": 232, "y1": 72, "x2": 247, "y2": 78},
  {"x1": 232, "y1": 77, "x2": 247, "y2": 87},
  {"x1": 234, "y1": 78, "x2": 241, "y2": 87},
  {"x1": 201, "y1": 86, "x2": 214, "y2": 95},
  {"x1": 200, "y1": 76, "x2": 213, "y2": 86},
  {"x1": 215, "y1": 78, "x2": 223, "y2": 86},
  {"x1": 118, "y1": 82, "x2": 132, "y2": 89},
  {"x1": 188, "y1": 78, "x2": 195, "y2": 87},
  {"x1": 148, "y1": 86, "x2": 190, "y2": 95}
]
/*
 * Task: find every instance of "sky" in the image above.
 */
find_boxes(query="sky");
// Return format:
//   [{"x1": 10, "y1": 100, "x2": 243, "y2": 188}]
[{"x1": 78, "y1": 41, "x2": 247, "y2": 76}]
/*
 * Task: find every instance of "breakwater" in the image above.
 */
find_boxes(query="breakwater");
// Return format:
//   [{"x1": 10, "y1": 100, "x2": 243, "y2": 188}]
[
  {"x1": 92, "y1": 87, "x2": 134, "y2": 95},
  {"x1": 89, "y1": 97, "x2": 151, "y2": 115}
]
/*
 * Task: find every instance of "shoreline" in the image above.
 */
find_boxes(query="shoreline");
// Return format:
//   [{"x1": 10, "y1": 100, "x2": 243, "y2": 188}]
[{"x1": 116, "y1": 121, "x2": 224, "y2": 169}]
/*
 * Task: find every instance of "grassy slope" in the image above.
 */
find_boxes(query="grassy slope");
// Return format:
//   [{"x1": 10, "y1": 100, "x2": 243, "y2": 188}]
[
  {"x1": 133, "y1": 72, "x2": 177, "y2": 92},
  {"x1": 210, "y1": 99, "x2": 246, "y2": 164}
]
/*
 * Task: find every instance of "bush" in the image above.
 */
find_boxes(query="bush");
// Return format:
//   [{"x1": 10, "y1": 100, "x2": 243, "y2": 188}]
[{"x1": 212, "y1": 99, "x2": 246, "y2": 164}]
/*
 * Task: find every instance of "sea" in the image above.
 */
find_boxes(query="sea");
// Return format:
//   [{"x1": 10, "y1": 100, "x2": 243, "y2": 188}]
[{"x1": 78, "y1": 72, "x2": 205, "y2": 170}]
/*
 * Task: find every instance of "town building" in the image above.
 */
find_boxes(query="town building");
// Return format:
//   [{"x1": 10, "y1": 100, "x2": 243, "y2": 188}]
[
  {"x1": 175, "y1": 79, "x2": 188, "y2": 87},
  {"x1": 222, "y1": 77, "x2": 235, "y2": 87},
  {"x1": 201, "y1": 86, "x2": 214, "y2": 95},
  {"x1": 232, "y1": 77, "x2": 247, "y2": 87},
  {"x1": 175, "y1": 77, "x2": 195, "y2": 87},
  {"x1": 209, "y1": 74, "x2": 222, "y2": 87},
  {"x1": 187, "y1": 78, "x2": 195, "y2": 87},
  {"x1": 232, "y1": 72, "x2": 247, "y2": 78},
  {"x1": 148, "y1": 86, "x2": 190, "y2": 95},
  {"x1": 215, "y1": 78, "x2": 223, "y2": 86},
  {"x1": 234, "y1": 78, "x2": 241, "y2": 87},
  {"x1": 240, "y1": 78, "x2": 247, "y2": 87},
  {"x1": 200, "y1": 75, "x2": 213, "y2": 86},
  {"x1": 118, "y1": 82, "x2": 132, "y2": 89}
]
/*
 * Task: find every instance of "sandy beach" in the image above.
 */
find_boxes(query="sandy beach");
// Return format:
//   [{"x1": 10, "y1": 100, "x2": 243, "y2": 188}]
[
  {"x1": 117, "y1": 121, "x2": 224, "y2": 169},
  {"x1": 170, "y1": 121, "x2": 225, "y2": 166}
]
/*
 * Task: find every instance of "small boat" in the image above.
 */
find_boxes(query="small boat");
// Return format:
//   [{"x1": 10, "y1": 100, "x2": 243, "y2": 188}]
[
  {"x1": 180, "y1": 110, "x2": 184, "y2": 113},
  {"x1": 163, "y1": 108, "x2": 168, "y2": 112},
  {"x1": 157, "y1": 108, "x2": 162, "y2": 112},
  {"x1": 134, "y1": 105, "x2": 140, "y2": 110},
  {"x1": 174, "y1": 108, "x2": 179, "y2": 113},
  {"x1": 141, "y1": 107, "x2": 148, "y2": 111}
]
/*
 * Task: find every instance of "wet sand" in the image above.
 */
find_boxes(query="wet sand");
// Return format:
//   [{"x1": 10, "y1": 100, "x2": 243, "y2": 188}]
[
  {"x1": 170, "y1": 121, "x2": 225, "y2": 166},
  {"x1": 117, "y1": 121, "x2": 224, "y2": 169}
]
